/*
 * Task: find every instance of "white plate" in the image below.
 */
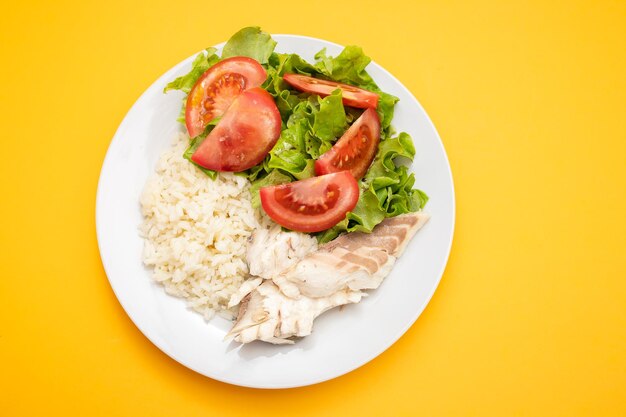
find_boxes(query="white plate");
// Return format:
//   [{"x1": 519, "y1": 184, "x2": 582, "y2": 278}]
[{"x1": 96, "y1": 34, "x2": 455, "y2": 389}]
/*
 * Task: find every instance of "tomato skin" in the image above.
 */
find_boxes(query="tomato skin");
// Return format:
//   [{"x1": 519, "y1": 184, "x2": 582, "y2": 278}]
[
  {"x1": 260, "y1": 172, "x2": 359, "y2": 233},
  {"x1": 283, "y1": 73, "x2": 379, "y2": 109},
  {"x1": 191, "y1": 87, "x2": 281, "y2": 172},
  {"x1": 315, "y1": 108, "x2": 381, "y2": 180},
  {"x1": 185, "y1": 57, "x2": 267, "y2": 138}
]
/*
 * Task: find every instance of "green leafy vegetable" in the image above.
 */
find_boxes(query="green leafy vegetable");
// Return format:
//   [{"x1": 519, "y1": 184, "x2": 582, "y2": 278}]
[
  {"x1": 292, "y1": 159, "x2": 316, "y2": 180},
  {"x1": 312, "y1": 90, "x2": 347, "y2": 143},
  {"x1": 249, "y1": 169, "x2": 292, "y2": 208},
  {"x1": 314, "y1": 46, "x2": 373, "y2": 87},
  {"x1": 270, "y1": 52, "x2": 319, "y2": 77},
  {"x1": 316, "y1": 133, "x2": 428, "y2": 243},
  {"x1": 222, "y1": 27, "x2": 276, "y2": 64},
  {"x1": 314, "y1": 46, "x2": 399, "y2": 131},
  {"x1": 164, "y1": 48, "x2": 220, "y2": 125},
  {"x1": 181, "y1": 118, "x2": 222, "y2": 179},
  {"x1": 164, "y1": 48, "x2": 219, "y2": 93},
  {"x1": 183, "y1": 136, "x2": 217, "y2": 179},
  {"x1": 260, "y1": 90, "x2": 346, "y2": 177},
  {"x1": 263, "y1": 52, "x2": 323, "y2": 120},
  {"x1": 164, "y1": 27, "x2": 428, "y2": 244}
]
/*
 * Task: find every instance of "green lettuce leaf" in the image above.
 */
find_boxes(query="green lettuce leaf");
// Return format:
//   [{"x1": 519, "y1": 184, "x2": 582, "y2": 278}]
[
  {"x1": 266, "y1": 106, "x2": 309, "y2": 174},
  {"x1": 314, "y1": 46, "x2": 399, "y2": 131},
  {"x1": 316, "y1": 132, "x2": 428, "y2": 243},
  {"x1": 181, "y1": 118, "x2": 222, "y2": 179},
  {"x1": 164, "y1": 48, "x2": 219, "y2": 93},
  {"x1": 376, "y1": 92, "x2": 400, "y2": 131},
  {"x1": 222, "y1": 26, "x2": 276, "y2": 64},
  {"x1": 183, "y1": 136, "x2": 217, "y2": 179},
  {"x1": 270, "y1": 52, "x2": 320, "y2": 76},
  {"x1": 312, "y1": 90, "x2": 347, "y2": 143},
  {"x1": 249, "y1": 169, "x2": 292, "y2": 208},
  {"x1": 292, "y1": 159, "x2": 316, "y2": 180},
  {"x1": 164, "y1": 48, "x2": 220, "y2": 125},
  {"x1": 162, "y1": 27, "x2": 427, "y2": 243},
  {"x1": 263, "y1": 52, "x2": 323, "y2": 121},
  {"x1": 365, "y1": 132, "x2": 415, "y2": 181},
  {"x1": 262, "y1": 91, "x2": 346, "y2": 174},
  {"x1": 316, "y1": 218, "x2": 348, "y2": 243},
  {"x1": 314, "y1": 46, "x2": 373, "y2": 87}
]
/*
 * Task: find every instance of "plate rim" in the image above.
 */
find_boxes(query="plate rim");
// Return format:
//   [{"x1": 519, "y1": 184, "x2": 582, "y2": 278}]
[{"x1": 95, "y1": 33, "x2": 455, "y2": 389}]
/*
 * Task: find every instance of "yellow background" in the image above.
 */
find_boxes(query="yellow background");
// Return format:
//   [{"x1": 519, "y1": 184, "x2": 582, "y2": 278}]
[{"x1": 1, "y1": 0, "x2": 625, "y2": 415}]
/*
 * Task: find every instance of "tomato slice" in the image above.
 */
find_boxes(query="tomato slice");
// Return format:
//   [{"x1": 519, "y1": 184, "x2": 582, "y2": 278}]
[
  {"x1": 260, "y1": 172, "x2": 359, "y2": 233},
  {"x1": 283, "y1": 73, "x2": 379, "y2": 109},
  {"x1": 315, "y1": 108, "x2": 381, "y2": 180},
  {"x1": 185, "y1": 57, "x2": 267, "y2": 137},
  {"x1": 191, "y1": 87, "x2": 281, "y2": 172}
]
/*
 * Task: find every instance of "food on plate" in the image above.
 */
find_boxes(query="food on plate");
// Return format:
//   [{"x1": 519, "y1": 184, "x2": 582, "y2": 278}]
[
  {"x1": 226, "y1": 213, "x2": 430, "y2": 344},
  {"x1": 273, "y1": 212, "x2": 430, "y2": 298},
  {"x1": 139, "y1": 134, "x2": 257, "y2": 319},
  {"x1": 164, "y1": 27, "x2": 428, "y2": 240},
  {"x1": 259, "y1": 171, "x2": 359, "y2": 233},
  {"x1": 140, "y1": 27, "x2": 430, "y2": 341},
  {"x1": 191, "y1": 87, "x2": 281, "y2": 172},
  {"x1": 246, "y1": 220, "x2": 319, "y2": 280},
  {"x1": 227, "y1": 281, "x2": 362, "y2": 345},
  {"x1": 283, "y1": 73, "x2": 379, "y2": 109},
  {"x1": 184, "y1": 56, "x2": 267, "y2": 138},
  {"x1": 314, "y1": 107, "x2": 380, "y2": 179}
]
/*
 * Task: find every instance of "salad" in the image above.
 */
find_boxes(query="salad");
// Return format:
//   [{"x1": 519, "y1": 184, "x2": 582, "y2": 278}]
[{"x1": 164, "y1": 27, "x2": 428, "y2": 242}]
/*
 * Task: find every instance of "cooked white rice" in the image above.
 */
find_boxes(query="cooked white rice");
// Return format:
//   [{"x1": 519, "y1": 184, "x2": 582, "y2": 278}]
[{"x1": 139, "y1": 132, "x2": 258, "y2": 320}]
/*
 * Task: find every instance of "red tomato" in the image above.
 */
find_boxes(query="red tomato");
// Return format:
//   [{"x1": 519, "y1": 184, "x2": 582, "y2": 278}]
[
  {"x1": 260, "y1": 172, "x2": 359, "y2": 233},
  {"x1": 315, "y1": 108, "x2": 381, "y2": 180},
  {"x1": 191, "y1": 87, "x2": 281, "y2": 172},
  {"x1": 185, "y1": 57, "x2": 267, "y2": 137},
  {"x1": 283, "y1": 73, "x2": 379, "y2": 109}
]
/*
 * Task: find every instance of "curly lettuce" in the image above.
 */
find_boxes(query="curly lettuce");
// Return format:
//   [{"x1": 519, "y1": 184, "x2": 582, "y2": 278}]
[
  {"x1": 164, "y1": 27, "x2": 428, "y2": 242},
  {"x1": 248, "y1": 90, "x2": 346, "y2": 206},
  {"x1": 316, "y1": 133, "x2": 428, "y2": 243},
  {"x1": 314, "y1": 47, "x2": 399, "y2": 134},
  {"x1": 222, "y1": 26, "x2": 276, "y2": 64},
  {"x1": 164, "y1": 47, "x2": 220, "y2": 94}
]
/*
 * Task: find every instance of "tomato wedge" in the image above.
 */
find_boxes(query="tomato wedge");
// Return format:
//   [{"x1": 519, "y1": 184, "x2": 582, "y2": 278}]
[
  {"x1": 191, "y1": 87, "x2": 281, "y2": 172},
  {"x1": 260, "y1": 172, "x2": 359, "y2": 233},
  {"x1": 185, "y1": 57, "x2": 267, "y2": 137},
  {"x1": 315, "y1": 108, "x2": 381, "y2": 180},
  {"x1": 283, "y1": 73, "x2": 379, "y2": 109}
]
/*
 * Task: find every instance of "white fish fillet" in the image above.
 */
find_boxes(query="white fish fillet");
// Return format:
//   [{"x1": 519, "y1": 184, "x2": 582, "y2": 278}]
[
  {"x1": 227, "y1": 276, "x2": 262, "y2": 308},
  {"x1": 273, "y1": 212, "x2": 430, "y2": 298},
  {"x1": 226, "y1": 281, "x2": 364, "y2": 344},
  {"x1": 246, "y1": 220, "x2": 318, "y2": 280},
  {"x1": 227, "y1": 212, "x2": 430, "y2": 344}
]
